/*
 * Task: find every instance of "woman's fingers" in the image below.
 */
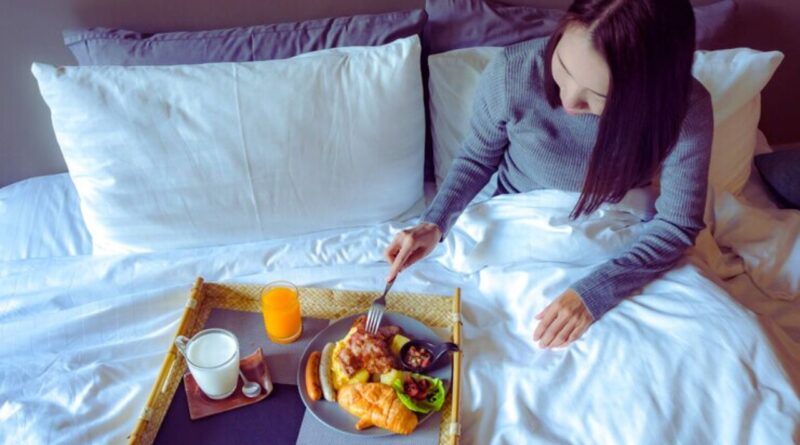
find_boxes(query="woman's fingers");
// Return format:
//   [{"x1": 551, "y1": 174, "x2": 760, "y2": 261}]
[
  {"x1": 552, "y1": 317, "x2": 591, "y2": 348},
  {"x1": 533, "y1": 289, "x2": 593, "y2": 348},
  {"x1": 533, "y1": 303, "x2": 557, "y2": 341},
  {"x1": 387, "y1": 235, "x2": 414, "y2": 282},
  {"x1": 549, "y1": 317, "x2": 578, "y2": 348},
  {"x1": 384, "y1": 223, "x2": 441, "y2": 282},
  {"x1": 538, "y1": 312, "x2": 569, "y2": 347},
  {"x1": 384, "y1": 236, "x2": 402, "y2": 264}
]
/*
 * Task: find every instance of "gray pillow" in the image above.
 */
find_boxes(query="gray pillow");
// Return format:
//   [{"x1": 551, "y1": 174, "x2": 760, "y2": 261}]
[
  {"x1": 423, "y1": 0, "x2": 737, "y2": 54},
  {"x1": 755, "y1": 151, "x2": 800, "y2": 210},
  {"x1": 64, "y1": 9, "x2": 427, "y2": 65}
]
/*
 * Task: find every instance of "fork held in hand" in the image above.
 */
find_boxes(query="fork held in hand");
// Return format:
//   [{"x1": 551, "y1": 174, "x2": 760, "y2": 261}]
[{"x1": 365, "y1": 279, "x2": 395, "y2": 334}]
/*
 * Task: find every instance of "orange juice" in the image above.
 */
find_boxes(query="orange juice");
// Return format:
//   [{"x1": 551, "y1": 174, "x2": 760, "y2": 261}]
[{"x1": 261, "y1": 281, "x2": 302, "y2": 344}]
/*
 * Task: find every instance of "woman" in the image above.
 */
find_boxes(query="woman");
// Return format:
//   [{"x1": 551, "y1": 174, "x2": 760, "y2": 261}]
[{"x1": 385, "y1": 0, "x2": 713, "y2": 348}]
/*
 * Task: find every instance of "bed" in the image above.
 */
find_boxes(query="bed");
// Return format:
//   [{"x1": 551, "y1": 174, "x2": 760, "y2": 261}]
[{"x1": 2, "y1": 1, "x2": 799, "y2": 444}]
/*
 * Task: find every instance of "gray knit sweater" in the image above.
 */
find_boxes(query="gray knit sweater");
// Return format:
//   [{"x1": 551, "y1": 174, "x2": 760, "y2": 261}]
[{"x1": 421, "y1": 38, "x2": 713, "y2": 320}]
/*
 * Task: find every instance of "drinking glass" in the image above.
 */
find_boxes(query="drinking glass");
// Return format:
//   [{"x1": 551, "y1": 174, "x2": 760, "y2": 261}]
[{"x1": 261, "y1": 281, "x2": 303, "y2": 344}]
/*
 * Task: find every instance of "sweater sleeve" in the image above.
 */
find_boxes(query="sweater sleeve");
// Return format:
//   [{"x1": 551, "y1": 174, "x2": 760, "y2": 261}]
[
  {"x1": 571, "y1": 84, "x2": 714, "y2": 320},
  {"x1": 419, "y1": 51, "x2": 510, "y2": 239}
]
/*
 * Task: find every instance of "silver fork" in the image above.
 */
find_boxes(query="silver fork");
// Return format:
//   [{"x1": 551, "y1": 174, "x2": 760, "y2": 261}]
[{"x1": 365, "y1": 279, "x2": 395, "y2": 334}]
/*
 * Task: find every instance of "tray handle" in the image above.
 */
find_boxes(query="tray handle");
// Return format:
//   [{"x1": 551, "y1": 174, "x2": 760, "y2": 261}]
[
  {"x1": 450, "y1": 288, "x2": 462, "y2": 445},
  {"x1": 128, "y1": 277, "x2": 204, "y2": 445}
]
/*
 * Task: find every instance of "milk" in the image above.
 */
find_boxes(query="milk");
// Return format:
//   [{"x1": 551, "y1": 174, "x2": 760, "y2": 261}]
[{"x1": 184, "y1": 330, "x2": 240, "y2": 399}]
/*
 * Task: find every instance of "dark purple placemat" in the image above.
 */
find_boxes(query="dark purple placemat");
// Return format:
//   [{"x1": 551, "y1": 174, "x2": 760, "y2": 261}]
[
  {"x1": 153, "y1": 309, "x2": 329, "y2": 444},
  {"x1": 154, "y1": 382, "x2": 304, "y2": 444}
]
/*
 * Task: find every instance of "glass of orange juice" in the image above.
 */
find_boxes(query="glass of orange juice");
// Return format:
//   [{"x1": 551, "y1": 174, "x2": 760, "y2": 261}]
[{"x1": 261, "y1": 281, "x2": 302, "y2": 344}]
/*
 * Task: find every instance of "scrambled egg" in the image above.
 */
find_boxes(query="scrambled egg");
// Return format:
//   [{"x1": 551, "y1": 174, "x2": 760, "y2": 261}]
[
  {"x1": 331, "y1": 327, "x2": 370, "y2": 390},
  {"x1": 330, "y1": 328, "x2": 412, "y2": 391}
]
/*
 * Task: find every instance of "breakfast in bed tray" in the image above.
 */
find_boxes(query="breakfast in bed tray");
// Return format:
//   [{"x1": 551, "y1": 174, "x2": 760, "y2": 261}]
[{"x1": 128, "y1": 278, "x2": 463, "y2": 445}]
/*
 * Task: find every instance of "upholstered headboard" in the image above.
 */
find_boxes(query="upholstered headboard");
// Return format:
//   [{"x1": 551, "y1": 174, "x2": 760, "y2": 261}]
[{"x1": 1, "y1": 0, "x2": 798, "y2": 187}]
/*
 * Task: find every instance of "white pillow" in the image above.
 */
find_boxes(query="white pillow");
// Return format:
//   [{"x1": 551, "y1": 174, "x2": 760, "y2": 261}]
[
  {"x1": 429, "y1": 46, "x2": 783, "y2": 198},
  {"x1": 33, "y1": 36, "x2": 425, "y2": 254},
  {"x1": 692, "y1": 48, "x2": 784, "y2": 194},
  {"x1": 429, "y1": 47, "x2": 502, "y2": 202}
]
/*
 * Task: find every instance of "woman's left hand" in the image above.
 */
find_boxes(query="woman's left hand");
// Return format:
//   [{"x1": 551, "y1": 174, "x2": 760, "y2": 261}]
[{"x1": 533, "y1": 289, "x2": 593, "y2": 348}]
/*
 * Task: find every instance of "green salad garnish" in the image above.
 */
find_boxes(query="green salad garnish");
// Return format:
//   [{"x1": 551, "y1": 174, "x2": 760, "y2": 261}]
[{"x1": 390, "y1": 373, "x2": 446, "y2": 414}]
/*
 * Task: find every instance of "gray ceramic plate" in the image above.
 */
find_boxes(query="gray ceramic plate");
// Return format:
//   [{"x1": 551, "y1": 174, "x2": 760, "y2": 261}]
[{"x1": 297, "y1": 312, "x2": 452, "y2": 437}]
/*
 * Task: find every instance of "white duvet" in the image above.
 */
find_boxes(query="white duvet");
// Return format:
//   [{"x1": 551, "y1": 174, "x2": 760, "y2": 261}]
[{"x1": 1, "y1": 188, "x2": 798, "y2": 444}]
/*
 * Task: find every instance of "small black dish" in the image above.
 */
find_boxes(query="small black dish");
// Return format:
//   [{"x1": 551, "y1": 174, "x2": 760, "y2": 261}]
[{"x1": 399, "y1": 339, "x2": 460, "y2": 374}]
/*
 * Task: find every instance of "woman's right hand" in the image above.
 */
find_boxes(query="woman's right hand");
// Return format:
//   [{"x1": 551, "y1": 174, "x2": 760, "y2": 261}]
[{"x1": 384, "y1": 222, "x2": 442, "y2": 282}]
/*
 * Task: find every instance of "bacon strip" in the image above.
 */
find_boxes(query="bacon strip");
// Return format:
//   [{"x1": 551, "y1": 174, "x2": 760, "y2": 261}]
[{"x1": 338, "y1": 315, "x2": 400, "y2": 376}]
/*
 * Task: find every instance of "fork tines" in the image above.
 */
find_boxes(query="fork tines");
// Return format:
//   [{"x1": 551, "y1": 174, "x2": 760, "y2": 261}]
[
  {"x1": 365, "y1": 279, "x2": 394, "y2": 334},
  {"x1": 365, "y1": 303, "x2": 385, "y2": 334}
]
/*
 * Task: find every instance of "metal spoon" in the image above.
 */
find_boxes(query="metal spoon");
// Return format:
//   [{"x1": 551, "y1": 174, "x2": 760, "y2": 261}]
[{"x1": 239, "y1": 369, "x2": 262, "y2": 398}]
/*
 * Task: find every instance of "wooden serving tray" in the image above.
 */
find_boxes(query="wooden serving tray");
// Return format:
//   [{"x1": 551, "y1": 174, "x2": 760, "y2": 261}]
[{"x1": 127, "y1": 277, "x2": 463, "y2": 445}]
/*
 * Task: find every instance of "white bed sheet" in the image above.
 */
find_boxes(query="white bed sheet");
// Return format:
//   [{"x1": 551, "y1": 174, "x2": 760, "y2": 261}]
[
  {"x1": 0, "y1": 176, "x2": 439, "y2": 262},
  {"x1": 0, "y1": 173, "x2": 91, "y2": 261},
  {"x1": 1, "y1": 187, "x2": 798, "y2": 445}
]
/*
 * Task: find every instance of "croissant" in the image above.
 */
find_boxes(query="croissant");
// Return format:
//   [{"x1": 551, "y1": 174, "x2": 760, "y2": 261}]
[{"x1": 337, "y1": 383, "x2": 418, "y2": 435}]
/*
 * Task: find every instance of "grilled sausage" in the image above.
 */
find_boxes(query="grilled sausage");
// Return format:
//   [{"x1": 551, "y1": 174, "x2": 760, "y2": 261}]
[{"x1": 305, "y1": 350, "x2": 322, "y2": 401}]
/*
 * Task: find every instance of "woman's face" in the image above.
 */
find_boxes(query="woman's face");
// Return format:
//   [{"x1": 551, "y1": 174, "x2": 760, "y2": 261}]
[{"x1": 551, "y1": 24, "x2": 610, "y2": 116}]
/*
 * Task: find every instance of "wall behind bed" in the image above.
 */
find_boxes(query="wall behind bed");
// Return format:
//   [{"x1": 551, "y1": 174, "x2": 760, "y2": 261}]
[{"x1": 1, "y1": 0, "x2": 798, "y2": 188}]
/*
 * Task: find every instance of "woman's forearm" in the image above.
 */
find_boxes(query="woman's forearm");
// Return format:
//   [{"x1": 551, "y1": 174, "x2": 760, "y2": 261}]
[{"x1": 571, "y1": 216, "x2": 702, "y2": 319}]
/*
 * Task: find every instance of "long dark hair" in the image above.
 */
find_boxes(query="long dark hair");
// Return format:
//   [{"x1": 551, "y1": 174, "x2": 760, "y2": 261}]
[{"x1": 543, "y1": 0, "x2": 696, "y2": 218}]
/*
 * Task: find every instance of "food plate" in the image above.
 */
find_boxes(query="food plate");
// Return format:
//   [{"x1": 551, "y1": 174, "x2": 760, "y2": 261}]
[{"x1": 297, "y1": 312, "x2": 452, "y2": 437}]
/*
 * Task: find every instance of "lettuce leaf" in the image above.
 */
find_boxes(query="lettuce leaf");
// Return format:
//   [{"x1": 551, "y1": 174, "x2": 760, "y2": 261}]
[{"x1": 391, "y1": 373, "x2": 447, "y2": 414}]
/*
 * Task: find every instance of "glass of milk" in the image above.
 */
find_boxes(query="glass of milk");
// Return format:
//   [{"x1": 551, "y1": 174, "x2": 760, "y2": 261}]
[{"x1": 175, "y1": 329, "x2": 240, "y2": 400}]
